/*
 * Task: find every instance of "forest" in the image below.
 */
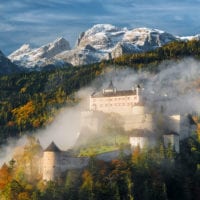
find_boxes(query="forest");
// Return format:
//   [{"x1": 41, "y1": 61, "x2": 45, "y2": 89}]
[
  {"x1": 1, "y1": 39, "x2": 200, "y2": 199},
  {"x1": 0, "y1": 133, "x2": 200, "y2": 200},
  {"x1": 1, "y1": 39, "x2": 200, "y2": 144}
]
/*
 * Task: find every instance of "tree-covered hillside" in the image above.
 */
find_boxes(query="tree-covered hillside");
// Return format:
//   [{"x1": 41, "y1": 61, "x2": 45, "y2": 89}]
[
  {"x1": 111, "y1": 39, "x2": 200, "y2": 70},
  {"x1": 1, "y1": 39, "x2": 200, "y2": 144},
  {"x1": 0, "y1": 64, "x2": 103, "y2": 144},
  {"x1": 0, "y1": 134, "x2": 200, "y2": 200}
]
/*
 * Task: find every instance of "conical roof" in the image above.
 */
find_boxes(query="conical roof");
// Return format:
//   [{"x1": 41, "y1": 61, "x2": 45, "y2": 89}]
[
  {"x1": 107, "y1": 80, "x2": 114, "y2": 89},
  {"x1": 44, "y1": 142, "x2": 61, "y2": 152},
  {"x1": 1, "y1": 163, "x2": 9, "y2": 170}
]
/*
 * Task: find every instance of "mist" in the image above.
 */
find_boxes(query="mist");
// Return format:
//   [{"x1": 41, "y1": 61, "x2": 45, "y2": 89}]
[{"x1": 1, "y1": 57, "x2": 200, "y2": 166}]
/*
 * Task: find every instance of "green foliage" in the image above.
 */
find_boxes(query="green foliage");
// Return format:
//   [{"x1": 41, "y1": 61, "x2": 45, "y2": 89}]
[
  {"x1": 1, "y1": 39, "x2": 200, "y2": 144},
  {"x1": 0, "y1": 64, "x2": 103, "y2": 143},
  {"x1": 112, "y1": 39, "x2": 200, "y2": 70},
  {"x1": 1, "y1": 39, "x2": 200, "y2": 199},
  {"x1": 0, "y1": 136, "x2": 200, "y2": 199}
]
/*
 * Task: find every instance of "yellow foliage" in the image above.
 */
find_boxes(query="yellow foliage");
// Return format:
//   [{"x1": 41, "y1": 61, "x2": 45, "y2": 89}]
[
  {"x1": 18, "y1": 192, "x2": 30, "y2": 200},
  {"x1": 0, "y1": 164, "x2": 12, "y2": 189},
  {"x1": 81, "y1": 170, "x2": 93, "y2": 189},
  {"x1": 20, "y1": 87, "x2": 27, "y2": 93},
  {"x1": 32, "y1": 119, "x2": 41, "y2": 128},
  {"x1": 12, "y1": 101, "x2": 35, "y2": 126},
  {"x1": 131, "y1": 146, "x2": 140, "y2": 165}
]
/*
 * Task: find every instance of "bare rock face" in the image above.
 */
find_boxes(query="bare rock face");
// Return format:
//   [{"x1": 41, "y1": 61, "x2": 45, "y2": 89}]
[
  {"x1": 9, "y1": 24, "x2": 189, "y2": 69},
  {"x1": 111, "y1": 42, "x2": 141, "y2": 58},
  {"x1": 122, "y1": 28, "x2": 177, "y2": 51},
  {"x1": 9, "y1": 37, "x2": 71, "y2": 68},
  {"x1": 76, "y1": 24, "x2": 126, "y2": 50},
  {"x1": 55, "y1": 45, "x2": 103, "y2": 66},
  {"x1": 74, "y1": 25, "x2": 177, "y2": 61}
]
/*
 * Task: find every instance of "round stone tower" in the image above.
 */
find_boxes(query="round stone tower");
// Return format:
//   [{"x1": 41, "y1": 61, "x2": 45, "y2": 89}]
[{"x1": 42, "y1": 142, "x2": 61, "y2": 181}]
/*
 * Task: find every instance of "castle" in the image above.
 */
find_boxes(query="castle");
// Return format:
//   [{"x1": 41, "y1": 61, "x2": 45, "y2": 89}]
[
  {"x1": 42, "y1": 81, "x2": 196, "y2": 181},
  {"x1": 82, "y1": 81, "x2": 153, "y2": 132}
]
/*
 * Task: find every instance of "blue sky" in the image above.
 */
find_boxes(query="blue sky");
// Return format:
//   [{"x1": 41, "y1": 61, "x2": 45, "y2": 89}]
[{"x1": 1, "y1": 0, "x2": 200, "y2": 55}]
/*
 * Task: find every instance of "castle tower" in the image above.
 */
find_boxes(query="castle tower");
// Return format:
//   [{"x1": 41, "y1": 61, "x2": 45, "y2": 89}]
[
  {"x1": 136, "y1": 84, "x2": 141, "y2": 103},
  {"x1": 42, "y1": 142, "x2": 61, "y2": 181},
  {"x1": 103, "y1": 80, "x2": 117, "y2": 94}
]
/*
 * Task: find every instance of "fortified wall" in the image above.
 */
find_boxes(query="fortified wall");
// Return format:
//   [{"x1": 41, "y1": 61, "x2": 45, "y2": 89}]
[
  {"x1": 42, "y1": 81, "x2": 196, "y2": 181},
  {"x1": 42, "y1": 142, "x2": 89, "y2": 181}
]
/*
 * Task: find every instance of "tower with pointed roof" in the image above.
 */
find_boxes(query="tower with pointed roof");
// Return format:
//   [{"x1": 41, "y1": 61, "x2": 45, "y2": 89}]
[
  {"x1": 42, "y1": 142, "x2": 61, "y2": 181},
  {"x1": 42, "y1": 142, "x2": 89, "y2": 181}
]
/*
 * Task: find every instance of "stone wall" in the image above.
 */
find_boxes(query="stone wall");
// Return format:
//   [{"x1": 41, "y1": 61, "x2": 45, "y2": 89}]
[
  {"x1": 42, "y1": 151, "x2": 89, "y2": 181},
  {"x1": 42, "y1": 151, "x2": 60, "y2": 181}
]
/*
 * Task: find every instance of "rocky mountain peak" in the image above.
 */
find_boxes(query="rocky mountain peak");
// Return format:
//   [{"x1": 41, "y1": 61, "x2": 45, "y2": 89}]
[
  {"x1": 8, "y1": 37, "x2": 71, "y2": 68},
  {"x1": 85, "y1": 24, "x2": 121, "y2": 35},
  {"x1": 76, "y1": 24, "x2": 126, "y2": 50},
  {"x1": 8, "y1": 24, "x2": 198, "y2": 69}
]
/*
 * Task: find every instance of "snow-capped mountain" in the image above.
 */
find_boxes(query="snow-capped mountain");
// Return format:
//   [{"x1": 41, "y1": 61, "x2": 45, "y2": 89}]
[
  {"x1": 0, "y1": 50, "x2": 21, "y2": 74},
  {"x1": 55, "y1": 24, "x2": 178, "y2": 66},
  {"x1": 8, "y1": 24, "x2": 199, "y2": 68},
  {"x1": 9, "y1": 37, "x2": 71, "y2": 68},
  {"x1": 179, "y1": 34, "x2": 200, "y2": 41}
]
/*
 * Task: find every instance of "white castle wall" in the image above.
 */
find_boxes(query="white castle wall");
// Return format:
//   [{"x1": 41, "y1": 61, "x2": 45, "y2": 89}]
[
  {"x1": 169, "y1": 115, "x2": 181, "y2": 133},
  {"x1": 90, "y1": 94, "x2": 139, "y2": 114},
  {"x1": 123, "y1": 105, "x2": 153, "y2": 131},
  {"x1": 129, "y1": 137, "x2": 148, "y2": 149},
  {"x1": 163, "y1": 134, "x2": 180, "y2": 153},
  {"x1": 129, "y1": 136, "x2": 157, "y2": 149},
  {"x1": 81, "y1": 111, "x2": 100, "y2": 133}
]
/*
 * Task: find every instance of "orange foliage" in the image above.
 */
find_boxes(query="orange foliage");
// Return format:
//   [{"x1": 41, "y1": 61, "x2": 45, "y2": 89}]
[
  {"x1": 0, "y1": 163, "x2": 12, "y2": 189},
  {"x1": 131, "y1": 146, "x2": 140, "y2": 165},
  {"x1": 32, "y1": 119, "x2": 41, "y2": 128},
  {"x1": 7, "y1": 121, "x2": 15, "y2": 127},
  {"x1": 81, "y1": 170, "x2": 93, "y2": 189}
]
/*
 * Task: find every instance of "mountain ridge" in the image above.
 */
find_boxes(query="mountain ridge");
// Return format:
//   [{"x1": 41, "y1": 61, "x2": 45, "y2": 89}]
[
  {"x1": 0, "y1": 50, "x2": 22, "y2": 74},
  {"x1": 5, "y1": 24, "x2": 200, "y2": 70}
]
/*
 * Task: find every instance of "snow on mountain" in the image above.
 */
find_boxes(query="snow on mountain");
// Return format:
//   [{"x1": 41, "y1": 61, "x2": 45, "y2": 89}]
[
  {"x1": 9, "y1": 37, "x2": 71, "y2": 68},
  {"x1": 122, "y1": 28, "x2": 177, "y2": 49},
  {"x1": 9, "y1": 24, "x2": 200, "y2": 68},
  {"x1": 179, "y1": 34, "x2": 200, "y2": 41},
  {"x1": 72, "y1": 24, "x2": 177, "y2": 65},
  {"x1": 76, "y1": 24, "x2": 126, "y2": 50}
]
